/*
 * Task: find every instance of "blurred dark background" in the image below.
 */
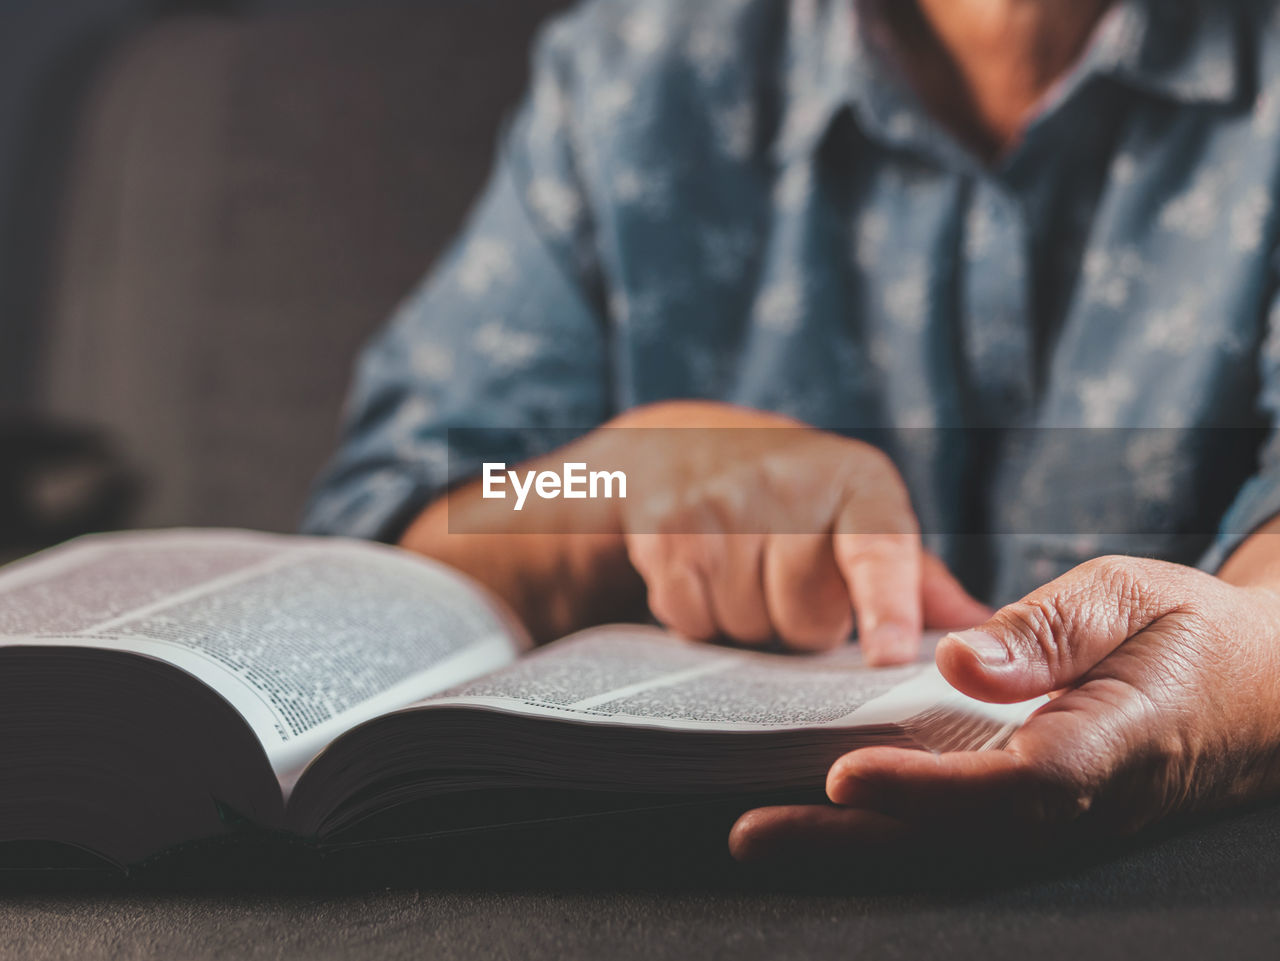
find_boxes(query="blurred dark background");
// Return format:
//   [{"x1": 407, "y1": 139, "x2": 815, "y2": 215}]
[
  {"x1": 0, "y1": 0, "x2": 571, "y2": 555},
  {"x1": 0, "y1": 0, "x2": 381, "y2": 415}
]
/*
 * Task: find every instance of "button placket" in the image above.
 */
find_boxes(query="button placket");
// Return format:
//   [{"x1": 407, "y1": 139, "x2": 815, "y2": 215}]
[{"x1": 960, "y1": 180, "x2": 1035, "y2": 426}]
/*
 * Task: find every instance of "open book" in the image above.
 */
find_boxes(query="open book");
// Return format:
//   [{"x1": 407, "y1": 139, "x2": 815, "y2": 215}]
[{"x1": 0, "y1": 530, "x2": 1039, "y2": 866}]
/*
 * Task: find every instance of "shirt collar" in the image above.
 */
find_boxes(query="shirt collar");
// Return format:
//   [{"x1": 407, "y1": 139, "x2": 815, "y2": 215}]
[
  {"x1": 772, "y1": 0, "x2": 1250, "y2": 165},
  {"x1": 1098, "y1": 0, "x2": 1248, "y2": 106}
]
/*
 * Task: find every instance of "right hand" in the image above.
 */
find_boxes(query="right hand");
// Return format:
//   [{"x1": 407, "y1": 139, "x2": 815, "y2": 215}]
[{"x1": 598, "y1": 402, "x2": 989, "y2": 664}]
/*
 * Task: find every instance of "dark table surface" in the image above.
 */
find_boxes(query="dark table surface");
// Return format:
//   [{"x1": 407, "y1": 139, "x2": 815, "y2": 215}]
[{"x1": 4, "y1": 797, "x2": 1280, "y2": 961}]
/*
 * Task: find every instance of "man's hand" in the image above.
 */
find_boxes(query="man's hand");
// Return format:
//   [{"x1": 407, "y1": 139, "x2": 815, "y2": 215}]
[
  {"x1": 730, "y1": 555, "x2": 1280, "y2": 860},
  {"x1": 608, "y1": 402, "x2": 988, "y2": 663}
]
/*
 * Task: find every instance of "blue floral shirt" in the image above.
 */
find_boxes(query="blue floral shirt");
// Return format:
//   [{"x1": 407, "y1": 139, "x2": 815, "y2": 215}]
[{"x1": 304, "y1": 0, "x2": 1280, "y2": 605}]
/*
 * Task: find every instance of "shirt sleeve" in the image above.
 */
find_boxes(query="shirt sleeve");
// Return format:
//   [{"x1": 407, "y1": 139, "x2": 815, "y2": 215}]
[
  {"x1": 1198, "y1": 289, "x2": 1280, "y2": 573},
  {"x1": 302, "y1": 15, "x2": 613, "y2": 541}
]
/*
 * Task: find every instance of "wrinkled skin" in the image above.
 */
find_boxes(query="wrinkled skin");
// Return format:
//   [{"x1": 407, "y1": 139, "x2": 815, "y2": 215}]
[{"x1": 731, "y1": 556, "x2": 1280, "y2": 861}]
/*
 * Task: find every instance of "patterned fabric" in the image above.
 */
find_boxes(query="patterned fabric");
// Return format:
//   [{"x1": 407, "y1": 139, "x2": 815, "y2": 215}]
[{"x1": 304, "y1": 0, "x2": 1280, "y2": 604}]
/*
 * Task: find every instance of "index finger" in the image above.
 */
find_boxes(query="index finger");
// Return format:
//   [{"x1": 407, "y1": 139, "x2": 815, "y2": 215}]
[
  {"x1": 825, "y1": 692, "x2": 1119, "y2": 836},
  {"x1": 832, "y1": 471, "x2": 923, "y2": 666},
  {"x1": 825, "y1": 745, "x2": 1053, "y2": 826},
  {"x1": 831, "y1": 457, "x2": 923, "y2": 666}
]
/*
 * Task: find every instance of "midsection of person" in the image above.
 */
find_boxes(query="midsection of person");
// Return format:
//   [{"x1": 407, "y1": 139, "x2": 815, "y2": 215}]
[{"x1": 306, "y1": 0, "x2": 1280, "y2": 651}]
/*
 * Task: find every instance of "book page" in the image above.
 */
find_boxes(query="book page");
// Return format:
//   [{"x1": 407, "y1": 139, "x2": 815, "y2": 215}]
[
  {"x1": 0, "y1": 529, "x2": 526, "y2": 788},
  {"x1": 418, "y1": 626, "x2": 1039, "y2": 736}
]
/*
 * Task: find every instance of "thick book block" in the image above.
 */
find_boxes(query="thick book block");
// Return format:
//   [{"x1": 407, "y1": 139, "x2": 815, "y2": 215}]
[{"x1": 0, "y1": 530, "x2": 1038, "y2": 866}]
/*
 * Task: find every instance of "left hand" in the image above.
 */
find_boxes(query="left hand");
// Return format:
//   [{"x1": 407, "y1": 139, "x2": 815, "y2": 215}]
[{"x1": 730, "y1": 555, "x2": 1280, "y2": 861}]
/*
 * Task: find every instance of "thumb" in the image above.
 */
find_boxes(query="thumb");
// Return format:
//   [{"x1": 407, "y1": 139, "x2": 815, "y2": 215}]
[{"x1": 935, "y1": 555, "x2": 1197, "y2": 703}]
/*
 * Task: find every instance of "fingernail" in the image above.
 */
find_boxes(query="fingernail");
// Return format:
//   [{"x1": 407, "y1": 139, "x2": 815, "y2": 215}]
[
  {"x1": 946, "y1": 629, "x2": 1009, "y2": 667},
  {"x1": 826, "y1": 769, "x2": 866, "y2": 807},
  {"x1": 865, "y1": 624, "x2": 915, "y2": 662},
  {"x1": 827, "y1": 776, "x2": 855, "y2": 807},
  {"x1": 867, "y1": 623, "x2": 907, "y2": 647}
]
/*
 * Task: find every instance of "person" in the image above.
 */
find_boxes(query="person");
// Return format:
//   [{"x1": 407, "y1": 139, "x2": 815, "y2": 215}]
[{"x1": 304, "y1": 0, "x2": 1280, "y2": 861}]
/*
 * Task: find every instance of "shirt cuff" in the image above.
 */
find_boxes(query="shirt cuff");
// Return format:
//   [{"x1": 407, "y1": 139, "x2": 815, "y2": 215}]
[
  {"x1": 300, "y1": 469, "x2": 437, "y2": 543},
  {"x1": 1197, "y1": 472, "x2": 1280, "y2": 574}
]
